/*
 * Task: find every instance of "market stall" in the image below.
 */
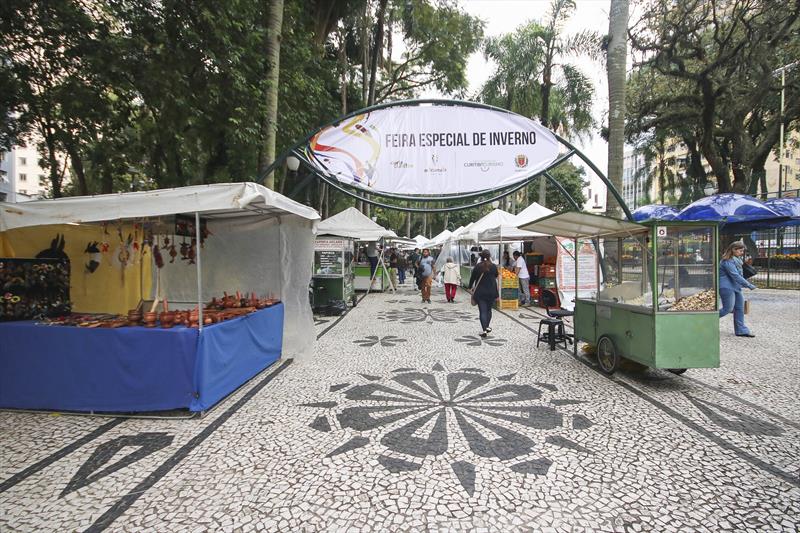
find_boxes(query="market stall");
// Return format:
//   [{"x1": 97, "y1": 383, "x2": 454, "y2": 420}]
[
  {"x1": 316, "y1": 207, "x2": 397, "y2": 292},
  {"x1": 0, "y1": 183, "x2": 319, "y2": 413},
  {"x1": 521, "y1": 211, "x2": 720, "y2": 374}
]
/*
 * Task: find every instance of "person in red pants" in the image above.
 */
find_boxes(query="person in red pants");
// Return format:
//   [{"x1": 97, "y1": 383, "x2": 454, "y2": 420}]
[{"x1": 442, "y1": 257, "x2": 461, "y2": 302}]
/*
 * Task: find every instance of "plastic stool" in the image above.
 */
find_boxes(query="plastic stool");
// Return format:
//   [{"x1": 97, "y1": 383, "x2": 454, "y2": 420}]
[{"x1": 537, "y1": 318, "x2": 567, "y2": 351}]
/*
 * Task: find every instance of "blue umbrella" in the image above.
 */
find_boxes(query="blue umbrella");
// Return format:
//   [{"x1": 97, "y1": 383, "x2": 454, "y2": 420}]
[
  {"x1": 631, "y1": 204, "x2": 679, "y2": 222},
  {"x1": 764, "y1": 197, "x2": 800, "y2": 217},
  {"x1": 676, "y1": 193, "x2": 782, "y2": 224}
]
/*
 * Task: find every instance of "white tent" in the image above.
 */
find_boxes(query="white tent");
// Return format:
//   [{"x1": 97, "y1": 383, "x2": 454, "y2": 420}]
[
  {"x1": 423, "y1": 229, "x2": 452, "y2": 248},
  {"x1": 412, "y1": 234, "x2": 429, "y2": 247},
  {"x1": 512, "y1": 201, "x2": 555, "y2": 227},
  {"x1": 456, "y1": 209, "x2": 517, "y2": 242},
  {"x1": 0, "y1": 182, "x2": 319, "y2": 359},
  {"x1": 478, "y1": 225, "x2": 546, "y2": 242},
  {"x1": 317, "y1": 207, "x2": 397, "y2": 241}
]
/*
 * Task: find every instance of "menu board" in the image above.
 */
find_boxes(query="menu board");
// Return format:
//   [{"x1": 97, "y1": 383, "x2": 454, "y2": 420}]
[
  {"x1": 314, "y1": 250, "x2": 343, "y2": 277},
  {"x1": 555, "y1": 238, "x2": 598, "y2": 310}
]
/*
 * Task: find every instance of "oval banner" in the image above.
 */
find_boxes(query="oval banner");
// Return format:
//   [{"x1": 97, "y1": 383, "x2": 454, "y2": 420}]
[{"x1": 304, "y1": 104, "x2": 560, "y2": 196}]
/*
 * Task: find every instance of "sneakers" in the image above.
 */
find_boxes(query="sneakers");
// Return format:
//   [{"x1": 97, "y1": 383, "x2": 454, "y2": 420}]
[
  {"x1": 484, "y1": 327, "x2": 492, "y2": 333},
  {"x1": 479, "y1": 331, "x2": 488, "y2": 338}
]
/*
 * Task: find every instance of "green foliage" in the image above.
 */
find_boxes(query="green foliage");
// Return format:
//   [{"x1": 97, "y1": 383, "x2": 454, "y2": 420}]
[{"x1": 533, "y1": 161, "x2": 587, "y2": 212}]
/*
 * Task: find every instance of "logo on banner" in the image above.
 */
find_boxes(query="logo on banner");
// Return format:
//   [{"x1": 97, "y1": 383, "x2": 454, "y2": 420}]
[
  {"x1": 464, "y1": 160, "x2": 504, "y2": 172},
  {"x1": 515, "y1": 154, "x2": 529, "y2": 169},
  {"x1": 425, "y1": 153, "x2": 447, "y2": 174},
  {"x1": 431, "y1": 153, "x2": 439, "y2": 165},
  {"x1": 391, "y1": 160, "x2": 414, "y2": 169}
]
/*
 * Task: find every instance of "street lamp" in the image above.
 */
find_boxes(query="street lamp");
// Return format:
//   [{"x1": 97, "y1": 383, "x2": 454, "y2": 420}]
[
  {"x1": 491, "y1": 200, "x2": 500, "y2": 209},
  {"x1": 703, "y1": 182, "x2": 716, "y2": 196},
  {"x1": 773, "y1": 61, "x2": 799, "y2": 198},
  {"x1": 286, "y1": 155, "x2": 300, "y2": 172}
]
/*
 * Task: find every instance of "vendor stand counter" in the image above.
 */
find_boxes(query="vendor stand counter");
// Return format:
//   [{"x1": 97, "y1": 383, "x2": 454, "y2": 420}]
[
  {"x1": 354, "y1": 263, "x2": 391, "y2": 291},
  {"x1": 313, "y1": 238, "x2": 357, "y2": 308},
  {"x1": 0, "y1": 304, "x2": 284, "y2": 413},
  {"x1": 574, "y1": 221, "x2": 719, "y2": 374}
]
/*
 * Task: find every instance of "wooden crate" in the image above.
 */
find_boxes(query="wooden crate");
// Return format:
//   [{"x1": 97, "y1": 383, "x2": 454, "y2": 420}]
[
  {"x1": 501, "y1": 278, "x2": 518, "y2": 288},
  {"x1": 499, "y1": 299, "x2": 519, "y2": 310}
]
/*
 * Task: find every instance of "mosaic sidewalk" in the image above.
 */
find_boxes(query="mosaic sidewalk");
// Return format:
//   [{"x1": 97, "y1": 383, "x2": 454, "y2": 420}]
[{"x1": 1, "y1": 283, "x2": 799, "y2": 532}]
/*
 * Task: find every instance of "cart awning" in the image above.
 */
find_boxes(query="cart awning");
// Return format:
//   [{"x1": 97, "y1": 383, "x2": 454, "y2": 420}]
[
  {"x1": 518, "y1": 211, "x2": 645, "y2": 238},
  {"x1": 478, "y1": 225, "x2": 546, "y2": 242}
]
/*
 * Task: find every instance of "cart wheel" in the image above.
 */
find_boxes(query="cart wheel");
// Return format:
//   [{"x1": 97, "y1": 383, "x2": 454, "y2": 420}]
[
  {"x1": 351, "y1": 295, "x2": 358, "y2": 307},
  {"x1": 596, "y1": 335, "x2": 619, "y2": 375},
  {"x1": 667, "y1": 368, "x2": 687, "y2": 375}
]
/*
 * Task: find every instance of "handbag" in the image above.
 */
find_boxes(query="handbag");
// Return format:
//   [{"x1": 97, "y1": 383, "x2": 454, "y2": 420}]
[
  {"x1": 470, "y1": 272, "x2": 485, "y2": 306},
  {"x1": 742, "y1": 262, "x2": 757, "y2": 279}
]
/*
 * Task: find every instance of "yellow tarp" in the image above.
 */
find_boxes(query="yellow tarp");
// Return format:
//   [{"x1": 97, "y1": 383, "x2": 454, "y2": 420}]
[{"x1": 1, "y1": 224, "x2": 152, "y2": 314}]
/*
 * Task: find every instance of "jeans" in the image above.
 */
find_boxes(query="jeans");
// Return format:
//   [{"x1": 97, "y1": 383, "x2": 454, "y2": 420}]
[
  {"x1": 719, "y1": 288, "x2": 750, "y2": 335},
  {"x1": 519, "y1": 277, "x2": 531, "y2": 304},
  {"x1": 368, "y1": 256, "x2": 378, "y2": 276},
  {"x1": 398, "y1": 268, "x2": 406, "y2": 284},
  {"x1": 476, "y1": 297, "x2": 493, "y2": 331},
  {"x1": 445, "y1": 283, "x2": 457, "y2": 301}
]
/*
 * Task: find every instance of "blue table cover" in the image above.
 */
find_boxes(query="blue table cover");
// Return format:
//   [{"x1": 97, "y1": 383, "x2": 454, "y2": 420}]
[{"x1": 0, "y1": 304, "x2": 283, "y2": 413}]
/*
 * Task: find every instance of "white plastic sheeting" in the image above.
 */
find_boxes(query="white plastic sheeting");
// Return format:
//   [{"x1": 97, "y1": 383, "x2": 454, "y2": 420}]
[{"x1": 455, "y1": 209, "x2": 517, "y2": 242}]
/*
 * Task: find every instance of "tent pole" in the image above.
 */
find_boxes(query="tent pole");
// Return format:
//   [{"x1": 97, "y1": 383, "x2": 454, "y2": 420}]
[
  {"x1": 574, "y1": 237, "x2": 578, "y2": 356},
  {"x1": 196, "y1": 211, "x2": 203, "y2": 332}
]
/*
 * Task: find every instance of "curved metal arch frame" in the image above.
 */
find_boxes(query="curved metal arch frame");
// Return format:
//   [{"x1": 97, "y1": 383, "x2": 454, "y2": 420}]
[{"x1": 260, "y1": 98, "x2": 632, "y2": 220}]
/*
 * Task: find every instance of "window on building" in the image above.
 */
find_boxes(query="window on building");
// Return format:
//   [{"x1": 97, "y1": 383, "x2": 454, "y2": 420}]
[
  {"x1": 19, "y1": 157, "x2": 26, "y2": 166},
  {"x1": 19, "y1": 173, "x2": 27, "y2": 182},
  {"x1": 0, "y1": 192, "x2": 6, "y2": 202},
  {"x1": 0, "y1": 152, "x2": 5, "y2": 162}
]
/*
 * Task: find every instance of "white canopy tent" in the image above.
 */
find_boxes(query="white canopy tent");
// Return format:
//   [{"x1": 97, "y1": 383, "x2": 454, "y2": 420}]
[
  {"x1": 316, "y1": 207, "x2": 397, "y2": 241},
  {"x1": 455, "y1": 209, "x2": 517, "y2": 242},
  {"x1": 0, "y1": 182, "x2": 320, "y2": 359},
  {"x1": 423, "y1": 229, "x2": 452, "y2": 248},
  {"x1": 478, "y1": 225, "x2": 546, "y2": 242},
  {"x1": 512, "y1": 201, "x2": 555, "y2": 227}
]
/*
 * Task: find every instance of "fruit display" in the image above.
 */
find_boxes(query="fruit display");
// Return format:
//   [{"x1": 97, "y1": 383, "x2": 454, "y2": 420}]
[
  {"x1": 500, "y1": 268, "x2": 517, "y2": 279},
  {"x1": 667, "y1": 289, "x2": 715, "y2": 312}
]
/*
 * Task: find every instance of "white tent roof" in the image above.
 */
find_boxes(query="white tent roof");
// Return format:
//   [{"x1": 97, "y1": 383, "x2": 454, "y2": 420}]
[
  {"x1": 456, "y1": 209, "x2": 517, "y2": 242},
  {"x1": 0, "y1": 182, "x2": 319, "y2": 232},
  {"x1": 478, "y1": 225, "x2": 546, "y2": 242},
  {"x1": 512, "y1": 202, "x2": 555, "y2": 227},
  {"x1": 317, "y1": 207, "x2": 397, "y2": 241},
  {"x1": 423, "y1": 229, "x2": 452, "y2": 247},
  {"x1": 519, "y1": 211, "x2": 644, "y2": 238},
  {"x1": 412, "y1": 234, "x2": 428, "y2": 246}
]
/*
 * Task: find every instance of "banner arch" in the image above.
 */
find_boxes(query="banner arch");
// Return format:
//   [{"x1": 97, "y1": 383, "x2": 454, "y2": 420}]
[{"x1": 259, "y1": 99, "x2": 631, "y2": 220}]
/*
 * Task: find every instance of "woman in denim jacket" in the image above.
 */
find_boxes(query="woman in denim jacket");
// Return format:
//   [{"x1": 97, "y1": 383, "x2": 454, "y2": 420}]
[{"x1": 719, "y1": 241, "x2": 756, "y2": 337}]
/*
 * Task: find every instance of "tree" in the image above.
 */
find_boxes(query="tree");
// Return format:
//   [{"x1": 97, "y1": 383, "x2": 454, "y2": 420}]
[
  {"x1": 606, "y1": 0, "x2": 629, "y2": 217},
  {"x1": 627, "y1": 0, "x2": 800, "y2": 195},
  {"x1": 260, "y1": 0, "x2": 285, "y2": 190}
]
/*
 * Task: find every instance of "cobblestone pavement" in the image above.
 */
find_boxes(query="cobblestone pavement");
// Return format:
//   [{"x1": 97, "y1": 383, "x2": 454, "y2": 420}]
[{"x1": 1, "y1": 284, "x2": 799, "y2": 532}]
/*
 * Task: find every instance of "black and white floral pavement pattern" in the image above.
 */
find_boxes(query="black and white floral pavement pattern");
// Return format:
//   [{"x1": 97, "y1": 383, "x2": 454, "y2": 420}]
[{"x1": 1, "y1": 286, "x2": 799, "y2": 531}]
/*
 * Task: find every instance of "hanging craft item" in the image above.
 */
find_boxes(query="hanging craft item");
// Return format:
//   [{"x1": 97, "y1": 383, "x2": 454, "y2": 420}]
[
  {"x1": 167, "y1": 235, "x2": 177, "y2": 263},
  {"x1": 153, "y1": 238, "x2": 164, "y2": 269},
  {"x1": 179, "y1": 235, "x2": 189, "y2": 262},
  {"x1": 187, "y1": 238, "x2": 196, "y2": 264},
  {"x1": 84, "y1": 242, "x2": 101, "y2": 273}
]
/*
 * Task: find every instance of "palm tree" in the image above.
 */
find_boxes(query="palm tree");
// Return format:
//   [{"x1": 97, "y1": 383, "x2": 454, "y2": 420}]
[{"x1": 606, "y1": 0, "x2": 629, "y2": 217}]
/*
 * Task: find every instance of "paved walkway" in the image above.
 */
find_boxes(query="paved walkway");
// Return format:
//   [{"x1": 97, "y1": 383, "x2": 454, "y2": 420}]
[{"x1": 1, "y1": 284, "x2": 799, "y2": 532}]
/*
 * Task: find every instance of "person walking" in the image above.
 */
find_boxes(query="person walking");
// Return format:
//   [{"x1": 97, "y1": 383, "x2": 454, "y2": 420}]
[
  {"x1": 719, "y1": 241, "x2": 756, "y2": 337},
  {"x1": 418, "y1": 248, "x2": 436, "y2": 303},
  {"x1": 442, "y1": 257, "x2": 461, "y2": 303},
  {"x1": 388, "y1": 248, "x2": 399, "y2": 289},
  {"x1": 513, "y1": 251, "x2": 531, "y2": 305},
  {"x1": 397, "y1": 251, "x2": 407, "y2": 285},
  {"x1": 468, "y1": 250, "x2": 499, "y2": 337}
]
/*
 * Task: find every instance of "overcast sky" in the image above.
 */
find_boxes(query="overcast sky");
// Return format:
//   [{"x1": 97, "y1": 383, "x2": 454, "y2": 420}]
[{"x1": 439, "y1": 0, "x2": 616, "y2": 207}]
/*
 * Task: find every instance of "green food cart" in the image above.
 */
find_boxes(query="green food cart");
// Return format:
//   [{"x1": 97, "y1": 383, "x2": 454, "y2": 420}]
[
  {"x1": 312, "y1": 237, "x2": 357, "y2": 310},
  {"x1": 521, "y1": 212, "x2": 719, "y2": 375}
]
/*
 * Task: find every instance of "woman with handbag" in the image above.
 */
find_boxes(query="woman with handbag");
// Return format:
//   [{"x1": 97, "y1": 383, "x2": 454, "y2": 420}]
[
  {"x1": 468, "y1": 250, "x2": 499, "y2": 338},
  {"x1": 719, "y1": 241, "x2": 757, "y2": 338}
]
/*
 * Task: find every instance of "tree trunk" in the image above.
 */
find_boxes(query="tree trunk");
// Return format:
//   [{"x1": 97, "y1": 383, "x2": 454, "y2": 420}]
[
  {"x1": 40, "y1": 123, "x2": 62, "y2": 198},
  {"x1": 361, "y1": 1, "x2": 370, "y2": 106},
  {"x1": 605, "y1": 0, "x2": 629, "y2": 218},
  {"x1": 64, "y1": 142, "x2": 89, "y2": 196},
  {"x1": 339, "y1": 27, "x2": 348, "y2": 115},
  {"x1": 368, "y1": 0, "x2": 388, "y2": 106},
  {"x1": 405, "y1": 209, "x2": 411, "y2": 237},
  {"x1": 259, "y1": 0, "x2": 285, "y2": 190}
]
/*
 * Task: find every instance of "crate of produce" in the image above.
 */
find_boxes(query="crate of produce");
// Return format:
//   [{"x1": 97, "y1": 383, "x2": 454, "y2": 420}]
[
  {"x1": 499, "y1": 299, "x2": 519, "y2": 310},
  {"x1": 525, "y1": 253, "x2": 544, "y2": 266},
  {"x1": 501, "y1": 287, "x2": 519, "y2": 300},
  {"x1": 501, "y1": 278, "x2": 518, "y2": 288},
  {"x1": 539, "y1": 265, "x2": 557, "y2": 277},
  {"x1": 539, "y1": 277, "x2": 557, "y2": 288}
]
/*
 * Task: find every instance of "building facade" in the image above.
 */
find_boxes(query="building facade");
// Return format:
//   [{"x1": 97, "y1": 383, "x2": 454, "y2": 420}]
[{"x1": 0, "y1": 144, "x2": 53, "y2": 202}]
